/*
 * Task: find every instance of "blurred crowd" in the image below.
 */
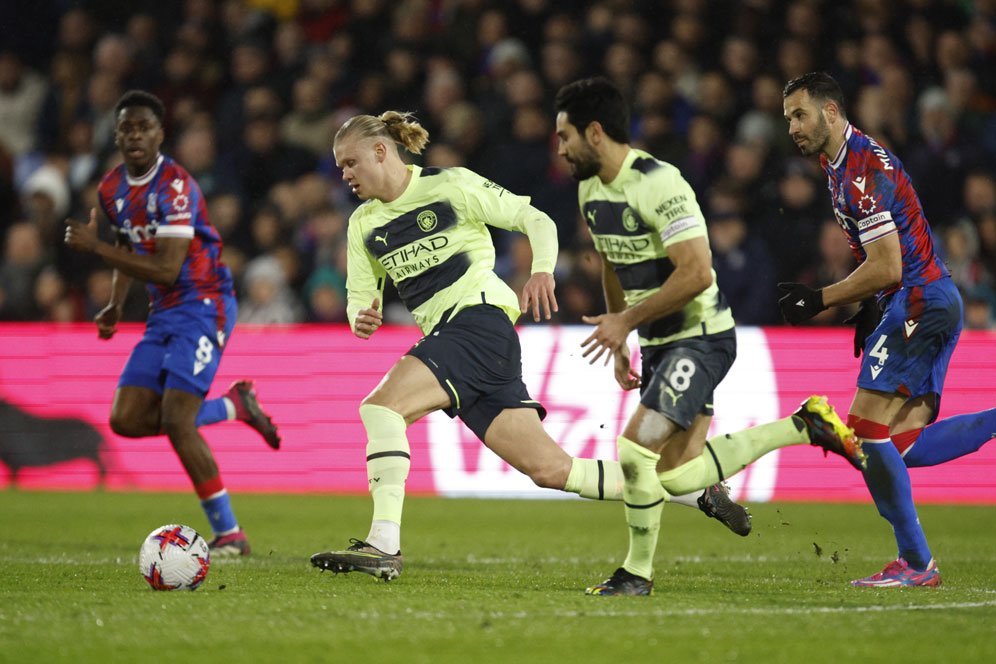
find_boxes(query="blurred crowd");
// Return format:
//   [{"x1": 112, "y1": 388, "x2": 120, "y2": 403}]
[{"x1": 2, "y1": 0, "x2": 996, "y2": 330}]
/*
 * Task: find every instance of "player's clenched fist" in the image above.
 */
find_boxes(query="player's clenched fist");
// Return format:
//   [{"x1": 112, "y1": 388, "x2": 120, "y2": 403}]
[{"x1": 94, "y1": 303, "x2": 122, "y2": 340}]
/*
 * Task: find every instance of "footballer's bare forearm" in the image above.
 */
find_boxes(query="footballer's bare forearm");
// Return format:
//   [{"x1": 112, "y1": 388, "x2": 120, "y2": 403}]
[
  {"x1": 95, "y1": 235, "x2": 190, "y2": 287},
  {"x1": 93, "y1": 241, "x2": 182, "y2": 285},
  {"x1": 107, "y1": 269, "x2": 133, "y2": 308},
  {"x1": 822, "y1": 242, "x2": 902, "y2": 307}
]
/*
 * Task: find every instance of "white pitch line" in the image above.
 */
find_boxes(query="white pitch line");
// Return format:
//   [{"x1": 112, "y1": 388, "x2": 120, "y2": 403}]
[
  {"x1": 346, "y1": 601, "x2": 996, "y2": 623},
  {"x1": 543, "y1": 601, "x2": 996, "y2": 618}
]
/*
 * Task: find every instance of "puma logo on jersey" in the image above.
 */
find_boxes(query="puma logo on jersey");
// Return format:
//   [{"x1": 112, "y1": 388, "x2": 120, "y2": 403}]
[
  {"x1": 904, "y1": 319, "x2": 918, "y2": 337},
  {"x1": 852, "y1": 177, "x2": 866, "y2": 193},
  {"x1": 375, "y1": 233, "x2": 388, "y2": 245},
  {"x1": 586, "y1": 209, "x2": 597, "y2": 225}
]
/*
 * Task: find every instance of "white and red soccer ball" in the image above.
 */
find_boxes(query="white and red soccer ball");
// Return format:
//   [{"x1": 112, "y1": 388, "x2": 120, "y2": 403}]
[{"x1": 138, "y1": 524, "x2": 211, "y2": 591}]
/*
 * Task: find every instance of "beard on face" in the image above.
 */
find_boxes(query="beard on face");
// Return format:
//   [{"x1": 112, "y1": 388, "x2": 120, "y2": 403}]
[
  {"x1": 567, "y1": 142, "x2": 601, "y2": 180},
  {"x1": 797, "y1": 111, "x2": 831, "y2": 156}
]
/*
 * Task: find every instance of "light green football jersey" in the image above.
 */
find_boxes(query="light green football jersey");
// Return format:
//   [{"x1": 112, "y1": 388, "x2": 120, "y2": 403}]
[
  {"x1": 346, "y1": 164, "x2": 557, "y2": 335},
  {"x1": 578, "y1": 148, "x2": 734, "y2": 346}
]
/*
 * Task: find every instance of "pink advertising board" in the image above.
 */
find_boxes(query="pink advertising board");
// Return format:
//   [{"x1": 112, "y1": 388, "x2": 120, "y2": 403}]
[{"x1": 1, "y1": 323, "x2": 993, "y2": 503}]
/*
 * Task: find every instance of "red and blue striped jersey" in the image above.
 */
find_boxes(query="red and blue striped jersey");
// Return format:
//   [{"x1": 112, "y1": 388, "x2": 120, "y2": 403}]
[
  {"x1": 819, "y1": 123, "x2": 948, "y2": 296},
  {"x1": 97, "y1": 154, "x2": 234, "y2": 313}
]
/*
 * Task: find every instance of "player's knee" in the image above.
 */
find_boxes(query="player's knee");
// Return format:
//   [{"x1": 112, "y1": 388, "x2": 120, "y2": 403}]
[
  {"x1": 526, "y1": 459, "x2": 571, "y2": 490},
  {"x1": 109, "y1": 412, "x2": 148, "y2": 438},
  {"x1": 358, "y1": 402, "x2": 407, "y2": 438}
]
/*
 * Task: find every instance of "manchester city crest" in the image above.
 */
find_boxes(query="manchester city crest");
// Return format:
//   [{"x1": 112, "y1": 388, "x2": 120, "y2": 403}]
[
  {"x1": 622, "y1": 207, "x2": 639, "y2": 232},
  {"x1": 417, "y1": 209, "x2": 438, "y2": 232}
]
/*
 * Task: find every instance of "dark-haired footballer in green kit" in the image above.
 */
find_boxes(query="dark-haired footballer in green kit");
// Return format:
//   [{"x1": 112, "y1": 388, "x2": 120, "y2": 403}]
[
  {"x1": 556, "y1": 77, "x2": 864, "y2": 596},
  {"x1": 309, "y1": 111, "x2": 754, "y2": 582},
  {"x1": 578, "y1": 146, "x2": 735, "y2": 345}
]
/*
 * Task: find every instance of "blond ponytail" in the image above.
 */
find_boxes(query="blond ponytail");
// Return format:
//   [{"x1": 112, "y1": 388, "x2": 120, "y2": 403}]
[{"x1": 334, "y1": 111, "x2": 430, "y2": 155}]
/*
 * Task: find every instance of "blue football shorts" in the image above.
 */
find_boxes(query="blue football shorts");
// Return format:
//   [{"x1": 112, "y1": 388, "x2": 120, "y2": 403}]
[
  {"x1": 407, "y1": 304, "x2": 546, "y2": 441},
  {"x1": 118, "y1": 294, "x2": 237, "y2": 398},
  {"x1": 857, "y1": 277, "x2": 962, "y2": 408},
  {"x1": 639, "y1": 329, "x2": 737, "y2": 430}
]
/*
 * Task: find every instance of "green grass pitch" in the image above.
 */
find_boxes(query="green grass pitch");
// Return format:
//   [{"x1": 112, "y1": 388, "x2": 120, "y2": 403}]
[{"x1": 2, "y1": 491, "x2": 995, "y2": 663}]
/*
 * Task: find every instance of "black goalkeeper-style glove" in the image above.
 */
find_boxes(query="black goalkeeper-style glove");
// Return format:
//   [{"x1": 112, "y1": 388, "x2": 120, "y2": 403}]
[
  {"x1": 777, "y1": 282, "x2": 826, "y2": 325},
  {"x1": 843, "y1": 298, "x2": 883, "y2": 358}
]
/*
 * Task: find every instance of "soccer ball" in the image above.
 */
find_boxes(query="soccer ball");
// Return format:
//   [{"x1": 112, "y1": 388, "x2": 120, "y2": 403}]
[{"x1": 138, "y1": 524, "x2": 211, "y2": 591}]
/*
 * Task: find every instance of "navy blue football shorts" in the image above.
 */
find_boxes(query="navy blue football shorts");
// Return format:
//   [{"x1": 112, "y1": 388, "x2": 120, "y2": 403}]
[
  {"x1": 407, "y1": 304, "x2": 546, "y2": 441},
  {"x1": 118, "y1": 294, "x2": 237, "y2": 398},
  {"x1": 857, "y1": 277, "x2": 962, "y2": 410},
  {"x1": 638, "y1": 329, "x2": 737, "y2": 430}
]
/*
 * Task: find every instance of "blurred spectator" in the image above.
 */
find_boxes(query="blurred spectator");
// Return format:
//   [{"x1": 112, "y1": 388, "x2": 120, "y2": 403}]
[
  {"x1": 92, "y1": 34, "x2": 137, "y2": 89},
  {"x1": 84, "y1": 71, "x2": 124, "y2": 155},
  {"x1": 541, "y1": 40, "x2": 583, "y2": 93},
  {"x1": 941, "y1": 219, "x2": 992, "y2": 298},
  {"x1": 154, "y1": 43, "x2": 221, "y2": 131},
  {"x1": 905, "y1": 87, "x2": 986, "y2": 226},
  {"x1": 735, "y1": 74, "x2": 795, "y2": 159},
  {"x1": 0, "y1": 51, "x2": 47, "y2": 157},
  {"x1": 56, "y1": 7, "x2": 97, "y2": 56},
  {"x1": 208, "y1": 192, "x2": 245, "y2": 246},
  {"x1": 280, "y1": 77, "x2": 336, "y2": 158},
  {"x1": 382, "y1": 45, "x2": 424, "y2": 111},
  {"x1": 35, "y1": 51, "x2": 91, "y2": 155},
  {"x1": 964, "y1": 291, "x2": 995, "y2": 330},
  {"x1": 223, "y1": 104, "x2": 317, "y2": 208},
  {"x1": 796, "y1": 219, "x2": 859, "y2": 326},
  {"x1": 217, "y1": 39, "x2": 275, "y2": 150},
  {"x1": 0, "y1": 222, "x2": 46, "y2": 319},
  {"x1": 21, "y1": 164, "x2": 70, "y2": 245},
  {"x1": 175, "y1": 124, "x2": 230, "y2": 199},
  {"x1": 303, "y1": 265, "x2": 347, "y2": 323},
  {"x1": 238, "y1": 255, "x2": 304, "y2": 324},
  {"x1": 696, "y1": 70, "x2": 738, "y2": 133},
  {"x1": 708, "y1": 185, "x2": 778, "y2": 325},
  {"x1": 961, "y1": 171, "x2": 996, "y2": 219},
  {"x1": 34, "y1": 265, "x2": 79, "y2": 322},
  {"x1": 721, "y1": 141, "x2": 767, "y2": 211},
  {"x1": 683, "y1": 114, "x2": 724, "y2": 196},
  {"x1": 65, "y1": 119, "x2": 100, "y2": 195},
  {"x1": 719, "y1": 36, "x2": 760, "y2": 116},
  {"x1": 758, "y1": 158, "x2": 834, "y2": 285}
]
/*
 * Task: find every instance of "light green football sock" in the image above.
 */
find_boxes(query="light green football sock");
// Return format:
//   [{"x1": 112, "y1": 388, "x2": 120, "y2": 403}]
[
  {"x1": 359, "y1": 403, "x2": 410, "y2": 552},
  {"x1": 618, "y1": 436, "x2": 665, "y2": 581},
  {"x1": 565, "y1": 457, "x2": 624, "y2": 500},
  {"x1": 565, "y1": 457, "x2": 674, "y2": 503},
  {"x1": 658, "y1": 416, "x2": 807, "y2": 495}
]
